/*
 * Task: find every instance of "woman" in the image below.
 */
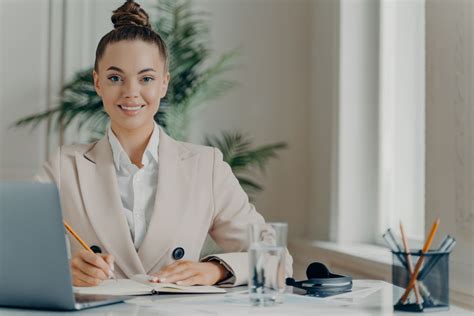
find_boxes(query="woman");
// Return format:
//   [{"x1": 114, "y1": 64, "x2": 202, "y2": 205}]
[{"x1": 37, "y1": 0, "x2": 293, "y2": 287}]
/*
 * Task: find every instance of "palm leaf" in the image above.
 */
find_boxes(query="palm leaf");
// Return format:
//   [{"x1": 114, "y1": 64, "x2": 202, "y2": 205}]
[
  {"x1": 231, "y1": 142, "x2": 288, "y2": 174},
  {"x1": 12, "y1": 68, "x2": 105, "y2": 133},
  {"x1": 237, "y1": 176, "x2": 263, "y2": 202},
  {"x1": 205, "y1": 132, "x2": 287, "y2": 197},
  {"x1": 14, "y1": 107, "x2": 62, "y2": 132}
]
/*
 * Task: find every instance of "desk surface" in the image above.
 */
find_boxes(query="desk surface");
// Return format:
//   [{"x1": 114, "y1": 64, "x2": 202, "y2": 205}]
[{"x1": 0, "y1": 280, "x2": 471, "y2": 315}]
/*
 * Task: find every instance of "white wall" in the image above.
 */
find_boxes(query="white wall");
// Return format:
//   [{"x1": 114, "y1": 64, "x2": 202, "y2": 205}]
[
  {"x1": 426, "y1": 0, "x2": 474, "y2": 308},
  {"x1": 306, "y1": 0, "x2": 340, "y2": 241},
  {"x1": 0, "y1": 0, "x2": 50, "y2": 180}
]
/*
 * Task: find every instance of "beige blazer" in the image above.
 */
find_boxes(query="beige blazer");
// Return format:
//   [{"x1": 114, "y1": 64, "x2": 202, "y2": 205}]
[{"x1": 36, "y1": 126, "x2": 293, "y2": 286}]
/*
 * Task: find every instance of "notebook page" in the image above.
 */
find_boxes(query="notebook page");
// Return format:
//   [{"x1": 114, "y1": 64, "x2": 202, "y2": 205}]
[
  {"x1": 132, "y1": 274, "x2": 226, "y2": 294},
  {"x1": 74, "y1": 279, "x2": 152, "y2": 296}
]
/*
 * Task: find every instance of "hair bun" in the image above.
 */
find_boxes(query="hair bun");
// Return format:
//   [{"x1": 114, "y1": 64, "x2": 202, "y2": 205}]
[{"x1": 111, "y1": 0, "x2": 151, "y2": 29}]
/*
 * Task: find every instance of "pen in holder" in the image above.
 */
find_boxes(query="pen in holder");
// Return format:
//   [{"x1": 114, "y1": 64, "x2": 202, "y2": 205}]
[{"x1": 392, "y1": 250, "x2": 450, "y2": 312}]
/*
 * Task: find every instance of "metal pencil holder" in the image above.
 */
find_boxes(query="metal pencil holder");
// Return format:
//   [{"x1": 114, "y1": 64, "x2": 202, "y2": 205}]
[{"x1": 392, "y1": 250, "x2": 450, "y2": 313}]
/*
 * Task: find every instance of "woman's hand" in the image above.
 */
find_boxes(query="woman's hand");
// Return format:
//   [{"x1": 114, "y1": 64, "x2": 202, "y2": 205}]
[
  {"x1": 70, "y1": 249, "x2": 115, "y2": 287},
  {"x1": 150, "y1": 260, "x2": 229, "y2": 286}
]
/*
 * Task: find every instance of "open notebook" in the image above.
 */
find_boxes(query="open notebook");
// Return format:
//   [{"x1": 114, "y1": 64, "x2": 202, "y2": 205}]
[{"x1": 74, "y1": 274, "x2": 226, "y2": 296}]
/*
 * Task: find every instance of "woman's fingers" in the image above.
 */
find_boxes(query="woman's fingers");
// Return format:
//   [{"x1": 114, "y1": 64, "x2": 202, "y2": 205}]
[
  {"x1": 71, "y1": 255, "x2": 108, "y2": 280},
  {"x1": 150, "y1": 261, "x2": 224, "y2": 285},
  {"x1": 156, "y1": 260, "x2": 184, "y2": 275},
  {"x1": 72, "y1": 269, "x2": 101, "y2": 287},
  {"x1": 152, "y1": 260, "x2": 191, "y2": 281},
  {"x1": 70, "y1": 250, "x2": 114, "y2": 286},
  {"x1": 158, "y1": 269, "x2": 197, "y2": 284},
  {"x1": 101, "y1": 254, "x2": 115, "y2": 274},
  {"x1": 81, "y1": 250, "x2": 112, "y2": 272}
]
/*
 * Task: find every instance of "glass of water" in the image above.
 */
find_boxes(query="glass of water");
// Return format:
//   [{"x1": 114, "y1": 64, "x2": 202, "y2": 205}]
[{"x1": 248, "y1": 222, "x2": 288, "y2": 306}]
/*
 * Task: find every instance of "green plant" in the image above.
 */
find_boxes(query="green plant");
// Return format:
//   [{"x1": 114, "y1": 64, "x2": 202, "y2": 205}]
[
  {"x1": 14, "y1": 0, "x2": 286, "y2": 200},
  {"x1": 205, "y1": 133, "x2": 286, "y2": 196}
]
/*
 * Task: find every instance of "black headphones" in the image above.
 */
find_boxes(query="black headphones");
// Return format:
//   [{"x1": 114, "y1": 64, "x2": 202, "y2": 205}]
[{"x1": 286, "y1": 262, "x2": 352, "y2": 297}]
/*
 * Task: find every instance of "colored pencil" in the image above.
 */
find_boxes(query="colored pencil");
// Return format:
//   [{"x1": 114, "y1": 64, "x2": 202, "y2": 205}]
[
  {"x1": 399, "y1": 222, "x2": 422, "y2": 307},
  {"x1": 400, "y1": 218, "x2": 440, "y2": 304},
  {"x1": 63, "y1": 221, "x2": 94, "y2": 254}
]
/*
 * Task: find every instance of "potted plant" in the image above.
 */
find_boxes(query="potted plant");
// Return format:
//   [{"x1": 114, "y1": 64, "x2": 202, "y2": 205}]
[{"x1": 14, "y1": 0, "x2": 286, "y2": 201}]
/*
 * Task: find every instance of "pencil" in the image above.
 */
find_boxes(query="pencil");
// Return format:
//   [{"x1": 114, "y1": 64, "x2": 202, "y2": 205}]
[
  {"x1": 400, "y1": 218, "x2": 440, "y2": 304},
  {"x1": 399, "y1": 222, "x2": 422, "y2": 307},
  {"x1": 63, "y1": 221, "x2": 115, "y2": 280},
  {"x1": 63, "y1": 221, "x2": 94, "y2": 254}
]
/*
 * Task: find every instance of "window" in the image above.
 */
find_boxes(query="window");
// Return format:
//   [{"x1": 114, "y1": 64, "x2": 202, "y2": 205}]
[
  {"x1": 377, "y1": 0, "x2": 425, "y2": 243},
  {"x1": 331, "y1": 0, "x2": 425, "y2": 245}
]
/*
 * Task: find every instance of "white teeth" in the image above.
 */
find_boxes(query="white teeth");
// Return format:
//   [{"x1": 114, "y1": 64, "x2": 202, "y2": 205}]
[{"x1": 120, "y1": 105, "x2": 142, "y2": 111}]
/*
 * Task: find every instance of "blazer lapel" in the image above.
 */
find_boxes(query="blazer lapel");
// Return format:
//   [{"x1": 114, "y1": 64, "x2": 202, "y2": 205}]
[
  {"x1": 138, "y1": 127, "x2": 198, "y2": 273},
  {"x1": 76, "y1": 136, "x2": 145, "y2": 277}
]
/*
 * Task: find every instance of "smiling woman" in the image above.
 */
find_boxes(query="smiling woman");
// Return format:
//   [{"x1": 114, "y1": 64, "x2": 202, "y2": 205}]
[
  {"x1": 93, "y1": 40, "x2": 170, "y2": 165},
  {"x1": 33, "y1": 0, "x2": 293, "y2": 288},
  {"x1": 92, "y1": 1, "x2": 170, "y2": 164}
]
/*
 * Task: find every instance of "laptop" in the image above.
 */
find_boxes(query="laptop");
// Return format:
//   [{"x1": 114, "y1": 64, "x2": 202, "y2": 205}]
[{"x1": 0, "y1": 181, "x2": 127, "y2": 310}]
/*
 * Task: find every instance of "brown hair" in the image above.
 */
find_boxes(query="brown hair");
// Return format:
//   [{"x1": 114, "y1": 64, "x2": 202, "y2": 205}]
[{"x1": 94, "y1": 0, "x2": 168, "y2": 72}]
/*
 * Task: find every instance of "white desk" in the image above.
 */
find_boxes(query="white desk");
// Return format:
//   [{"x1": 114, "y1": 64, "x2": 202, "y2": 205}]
[{"x1": 0, "y1": 280, "x2": 471, "y2": 315}]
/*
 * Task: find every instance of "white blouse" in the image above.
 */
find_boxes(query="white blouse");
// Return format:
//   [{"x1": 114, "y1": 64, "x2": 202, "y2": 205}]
[{"x1": 107, "y1": 123, "x2": 159, "y2": 250}]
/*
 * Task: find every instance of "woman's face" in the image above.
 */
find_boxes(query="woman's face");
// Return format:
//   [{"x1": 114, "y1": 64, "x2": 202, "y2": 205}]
[{"x1": 93, "y1": 40, "x2": 169, "y2": 134}]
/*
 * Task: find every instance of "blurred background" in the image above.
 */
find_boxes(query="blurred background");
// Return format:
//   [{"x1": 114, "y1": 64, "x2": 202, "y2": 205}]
[{"x1": 0, "y1": 0, "x2": 472, "y2": 309}]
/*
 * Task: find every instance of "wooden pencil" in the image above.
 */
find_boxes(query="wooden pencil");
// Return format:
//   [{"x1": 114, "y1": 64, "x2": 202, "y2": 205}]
[
  {"x1": 63, "y1": 221, "x2": 94, "y2": 253},
  {"x1": 400, "y1": 218, "x2": 440, "y2": 304},
  {"x1": 399, "y1": 221, "x2": 422, "y2": 306}
]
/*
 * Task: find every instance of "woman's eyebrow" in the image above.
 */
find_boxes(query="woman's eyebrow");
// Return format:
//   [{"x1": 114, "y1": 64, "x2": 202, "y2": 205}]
[
  {"x1": 106, "y1": 66, "x2": 124, "y2": 73},
  {"x1": 105, "y1": 67, "x2": 156, "y2": 74},
  {"x1": 137, "y1": 68, "x2": 156, "y2": 74}
]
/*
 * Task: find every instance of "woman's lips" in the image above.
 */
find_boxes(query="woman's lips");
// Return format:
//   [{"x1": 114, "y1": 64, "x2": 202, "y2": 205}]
[{"x1": 117, "y1": 104, "x2": 145, "y2": 116}]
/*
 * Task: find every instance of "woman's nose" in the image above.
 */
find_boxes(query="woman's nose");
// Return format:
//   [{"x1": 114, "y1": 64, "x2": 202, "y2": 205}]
[{"x1": 122, "y1": 80, "x2": 139, "y2": 98}]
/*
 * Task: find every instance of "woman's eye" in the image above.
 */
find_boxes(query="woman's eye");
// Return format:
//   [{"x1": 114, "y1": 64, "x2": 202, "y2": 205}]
[
  {"x1": 108, "y1": 75, "x2": 121, "y2": 82},
  {"x1": 142, "y1": 76, "x2": 154, "y2": 83}
]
